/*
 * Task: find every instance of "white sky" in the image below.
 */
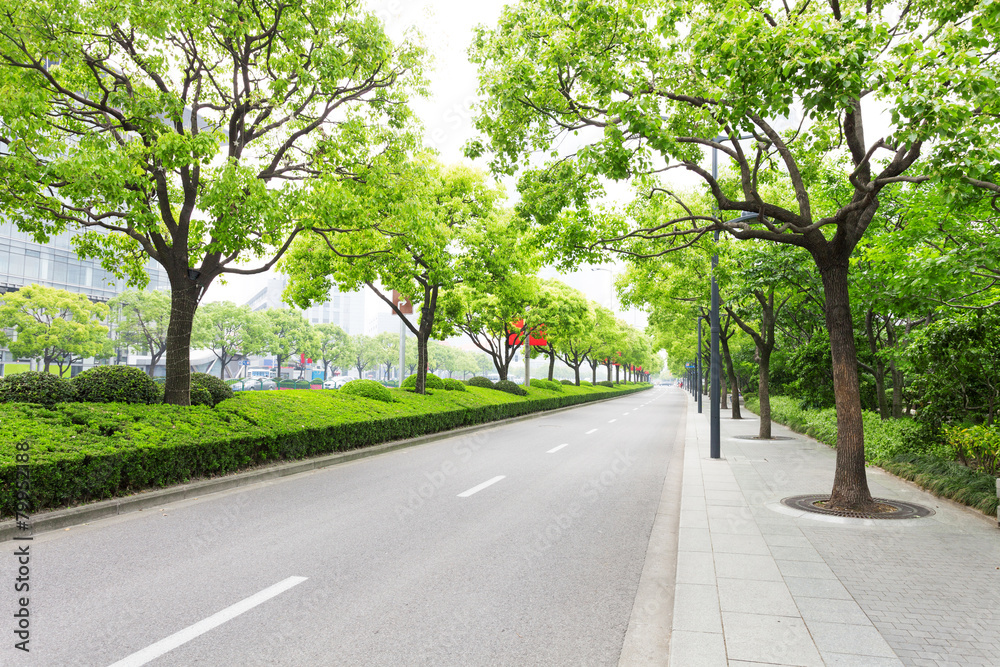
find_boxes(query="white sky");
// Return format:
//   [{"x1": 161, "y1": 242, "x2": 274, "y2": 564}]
[{"x1": 206, "y1": 0, "x2": 648, "y2": 328}]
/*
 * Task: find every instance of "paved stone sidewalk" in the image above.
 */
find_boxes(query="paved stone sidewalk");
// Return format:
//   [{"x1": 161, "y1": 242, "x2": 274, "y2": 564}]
[{"x1": 668, "y1": 393, "x2": 1000, "y2": 667}]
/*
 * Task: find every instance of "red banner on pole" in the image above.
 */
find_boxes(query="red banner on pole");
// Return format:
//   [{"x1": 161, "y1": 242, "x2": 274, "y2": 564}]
[{"x1": 508, "y1": 319, "x2": 548, "y2": 346}]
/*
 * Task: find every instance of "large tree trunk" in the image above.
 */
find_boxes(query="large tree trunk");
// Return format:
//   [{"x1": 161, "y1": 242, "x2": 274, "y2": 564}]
[
  {"x1": 574, "y1": 364, "x2": 580, "y2": 385},
  {"x1": 416, "y1": 333, "x2": 429, "y2": 394},
  {"x1": 820, "y1": 259, "x2": 875, "y2": 511},
  {"x1": 606, "y1": 363, "x2": 611, "y2": 382},
  {"x1": 757, "y1": 346, "x2": 772, "y2": 439},
  {"x1": 164, "y1": 279, "x2": 199, "y2": 405},
  {"x1": 547, "y1": 348, "x2": 556, "y2": 381}
]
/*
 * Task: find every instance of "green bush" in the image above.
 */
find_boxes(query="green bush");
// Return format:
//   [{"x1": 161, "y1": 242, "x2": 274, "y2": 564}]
[
  {"x1": 581, "y1": 380, "x2": 593, "y2": 386},
  {"x1": 467, "y1": 376, "x2": 495, "y2": 389},
  {"x1": 191, "y1": 373, "x2": 233, "y2": 407},
  {"x1": 340, "y1": 379, "x2": 394, "y2": 403},
  {"x1": 597, "y1": 380, "x2": 615, "y2": 388},
  {"x1": 560, "y1": 379, "x2": 574, "y2": 386},
  {"x1": 441, "y1": 378, "x2": 467, "y2": 392},
  {"x1": 944, "y1": 424, "x2": 1000, "y2": 476},
  {"x1": 190, "y1": 384, "x2": 214, "y2": 407},
  {"x1": 71, "y1": 366, "x2": 162, "y2": 404},
  {"x1": 495, "y1": 379, "x2": 527, "y2": 396},
  {"x1": 0, "y1": 371, "x2": 76, "y2": 406},
  {"x1": 0, "y1": 381, "x2": 652, "y2": 516},
  {"x1": 401, "y1": 373, "x2": 445, "y2": 390},
  {"x1": 530, "y1": 378, "x2": 563, "y2": 392}
]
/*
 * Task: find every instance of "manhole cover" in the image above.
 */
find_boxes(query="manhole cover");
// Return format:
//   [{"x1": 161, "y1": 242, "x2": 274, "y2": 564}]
[
  {"x1": 781, "y1": 495, "x2": 935, "y2": 520},
  {"x1": 731, "y1": 435, "x2": 795, "y2": 441}
]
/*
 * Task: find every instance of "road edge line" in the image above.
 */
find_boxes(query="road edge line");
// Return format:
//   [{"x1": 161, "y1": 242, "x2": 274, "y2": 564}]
[{"x1": 616, "y1": 390, "x2": 686, "y2": 667}]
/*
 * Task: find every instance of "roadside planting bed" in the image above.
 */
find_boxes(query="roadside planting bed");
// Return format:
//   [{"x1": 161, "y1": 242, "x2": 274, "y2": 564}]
[{"x1": 0, "y1": 382, "x2": 649, "y2": 517}]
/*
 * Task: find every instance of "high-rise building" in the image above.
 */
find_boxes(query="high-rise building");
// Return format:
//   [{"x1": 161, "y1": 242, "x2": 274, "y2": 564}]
[
  {"x1": 0, "y1": 221, "x2": 170, "y2": 375},
  {"x1": 245, "y1": 274, "x2": 367, "y2": 336},
  {"x1": 0, "y1": 220, "x2": 169, "y2": 300}
]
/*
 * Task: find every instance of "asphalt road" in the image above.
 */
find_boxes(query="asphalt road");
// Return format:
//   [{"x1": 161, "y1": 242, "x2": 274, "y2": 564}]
[{"x1": 3, "y1": 386, "x2": 684, "y2": 667}]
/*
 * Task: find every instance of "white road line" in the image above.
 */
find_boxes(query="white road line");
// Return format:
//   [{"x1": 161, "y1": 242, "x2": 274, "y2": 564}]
[
  {"x1": 585, "y1": 428, "x2": 598, "y2": 435},
  {"x1": 457, "y1": 475, "x2": 506, "y2": 498},
  {"x1": 608, "y1": 419, "x2": 617, "y2": 423},
  {"x1": 107, "y1": 576, "x2": 307, "y2": 667},
  {"x1": 547, "y1": 443, "x2": 569, "y2": 454}
]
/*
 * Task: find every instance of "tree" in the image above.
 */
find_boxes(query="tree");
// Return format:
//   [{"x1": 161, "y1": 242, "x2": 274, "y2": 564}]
[
  {"x1": 108, "y1": 289, "x2": 170, "y2": 376},
  {"x1": 468, "y1": 0, "x2": 1000, "y2": 510},
  {"x1": 532, "y1": 279, "x2": 591, "y2": 382},
  {"x1": 346, "y1": 334, "x2": 379, "y2": 380},
  {"x1": 314, "y1": 324, "x2": 349, "y2": 381},
  {"x1": 439, "y1": 277, "x2": 542, "y2": 381},
  {"x1": 194, "y1": 302, "x2": 269, "y2": 379},
  {"x1": 263, "y1": 310, "x2": 316, "y2": 381},
  {"x1": 282, "y1": 157, "x2": 528, "y2": 394},
  {"x1": 0, "y1": 0, "x2": 424, "y2": 404},
  {"x1": 372, "y1": 332, "x2": 399, "y2": 382},
  {"x1": 0, "y1": 284, "x2": 109, "y2": 376}
]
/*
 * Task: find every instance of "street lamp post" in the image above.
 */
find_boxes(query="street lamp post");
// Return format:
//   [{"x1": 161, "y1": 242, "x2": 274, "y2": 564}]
[
  {"x1": 697, "y1": 314, "x2": 703, "y2": 414},
  {"x1": 709, "y1": 136, "x2": 756, "y2": 459}
]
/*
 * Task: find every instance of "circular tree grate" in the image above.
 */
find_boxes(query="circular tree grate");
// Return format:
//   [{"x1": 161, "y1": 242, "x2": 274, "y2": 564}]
[
  {"x1": 781, "y1": 495, "x2": 935, "y2": 520},
  {"x1": 731, "y1": 435, "x2": 795, "y2": 441}
]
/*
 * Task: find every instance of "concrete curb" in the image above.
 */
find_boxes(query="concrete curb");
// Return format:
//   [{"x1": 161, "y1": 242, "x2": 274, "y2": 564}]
[
  {"x1": 0, "y1": 387, "x2": 650, "y2": 542},
  {"x1": 617, "y1": 393, "x2": 685, "y2": 666}
]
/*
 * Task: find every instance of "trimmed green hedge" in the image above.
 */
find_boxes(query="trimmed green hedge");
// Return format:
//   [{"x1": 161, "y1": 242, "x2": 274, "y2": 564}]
[
  {"x1": 441, "y1": 378, "x2": 466, "y2": 392},
  {"x1": 0, "y1": 382, "x2": 651, "y2": 517},
  {"x1": 495, "y1": 379, "x2": 527, "y2": 396},
  {"x1": 72, "y1": 366, "x2": 162, "y2": 405},
  {"x1": 340, "y1": 379, "x2": 393, "y2": 403},
  {"x1": 191, "y1": 373, "x2": 234, "y2": 407},
  {"x1": 745, "y1": 394, "x2": 996, "y2": 516},
  {"x1": 0, "y1": 372, "x2": 76, "y2": 406},
  {"x1": 530, "y1": 378, "x2": 563, "y2": 392},
  {"x1": 402, "y1": 373, "x2": 445, "y2": 390},
  {"x1": 467, "y1": 376, "x2": 495, "y2": 389}
]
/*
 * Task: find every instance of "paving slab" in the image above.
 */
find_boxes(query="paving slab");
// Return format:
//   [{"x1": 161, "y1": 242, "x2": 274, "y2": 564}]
[{"x1": 668, "y1": 390, "x2": 1000, "y2": 666}]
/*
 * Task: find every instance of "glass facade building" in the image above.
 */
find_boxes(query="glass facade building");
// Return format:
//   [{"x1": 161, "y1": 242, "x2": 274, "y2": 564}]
[
  {"x1": 0, "y1": 220, "x2": 169, "y2": 375},
  {"x1": 0, "y1": 220, "x2": 169, "y2": 301}
]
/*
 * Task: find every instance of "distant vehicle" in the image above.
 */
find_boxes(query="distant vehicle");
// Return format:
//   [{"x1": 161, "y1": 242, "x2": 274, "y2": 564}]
[
  {"x1": 244, "y1": 367, "x2": 275, "y2": 380},
  {"x1": 231, "y1": 378, "x2": 277, "y2": 391},
  {"x1": 323, "y1": 376, "x2": 353, "y2": 390}
]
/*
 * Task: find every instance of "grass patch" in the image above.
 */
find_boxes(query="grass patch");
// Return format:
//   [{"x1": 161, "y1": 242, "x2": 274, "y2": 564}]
[{"x1": 0, "y1": 382, "x2": 650, "y2": 517}]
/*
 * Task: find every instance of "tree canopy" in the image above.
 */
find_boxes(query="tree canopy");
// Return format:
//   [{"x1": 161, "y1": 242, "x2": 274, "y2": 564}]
[{"x1": 0, "y1": 0, "x2": 425, "y2": 403}]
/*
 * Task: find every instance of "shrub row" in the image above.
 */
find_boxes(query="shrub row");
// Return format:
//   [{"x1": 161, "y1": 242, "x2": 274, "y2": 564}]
[
  {"x1": 0, "y1": 368, "x2": 233, "y2": 407},
  {"x1": 530, "y1": 378, "x2": 564, "y2": 392},
  {"x1": 0, "y1": 382, "x2": 651, "y2": 517},
  {"x1": 745, "y1": 394, "x2": 996, "y2": 516}
]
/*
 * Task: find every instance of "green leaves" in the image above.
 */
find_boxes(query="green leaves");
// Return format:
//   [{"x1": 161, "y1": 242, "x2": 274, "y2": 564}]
[{"x1": 0, "y1": 285, "x2": 110, "y2": 374}]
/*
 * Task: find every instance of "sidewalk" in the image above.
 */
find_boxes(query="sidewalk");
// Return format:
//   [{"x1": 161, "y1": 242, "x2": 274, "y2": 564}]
[{"x1": 668, "y1": 394, "x2": 1000, "y2": 667}]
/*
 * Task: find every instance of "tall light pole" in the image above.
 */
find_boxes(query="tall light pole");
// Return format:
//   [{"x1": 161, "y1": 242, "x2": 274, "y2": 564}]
[
  {"x1": 709, "y1": 136, "x2": 756, "y2": 459},
  {"x1": 697, "y1": 314, "x2": 703, "y2": 414}
]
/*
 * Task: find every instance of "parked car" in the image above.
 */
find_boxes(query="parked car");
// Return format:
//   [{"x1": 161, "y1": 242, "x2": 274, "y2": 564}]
[
  {"x1": 322, "y1": 376, "x2": 353, "y2": 390},
  {"x1": 231, "y1": 378, "x2": 277, "y2": 391}
]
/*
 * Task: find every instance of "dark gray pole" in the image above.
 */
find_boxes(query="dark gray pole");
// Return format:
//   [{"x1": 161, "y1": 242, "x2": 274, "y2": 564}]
[
  {"x1": 710, "y1": 147, "x2": 721, "y2": 458},
  {"x1": 697, "y1": 315, "x2": 703, "y2": 414}
]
